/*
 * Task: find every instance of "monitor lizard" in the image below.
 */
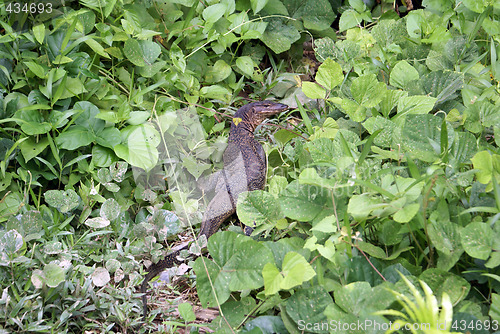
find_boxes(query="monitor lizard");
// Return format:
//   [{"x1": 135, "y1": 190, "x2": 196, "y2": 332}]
[{"x1": 141, "y1": 101, "x2": 288, "y2": 320}]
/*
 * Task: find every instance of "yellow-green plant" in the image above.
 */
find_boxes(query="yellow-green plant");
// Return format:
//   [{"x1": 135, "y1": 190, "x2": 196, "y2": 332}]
[{"x1": 375, "y1": 274, "x2": 455, "y2": 334}]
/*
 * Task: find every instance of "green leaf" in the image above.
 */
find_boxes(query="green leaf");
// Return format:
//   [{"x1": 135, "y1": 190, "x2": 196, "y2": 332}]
[
  {"x1": 100, "y1": 198, "x2": 120, "y2": 221},
  {"x1": 123, "y1": 39, "x2": 161, "y2": 67},
  {"x1": 390, "y1": 60, "x2": 419, "y2": 90},
  {"x1": 401, "y1": 114, "x2": 454, "y2": 162},
  {"x1": 19, "y1": 137, "x2": 49, "y2": 162},
  {"x1": 393, "y1": 203, "x2": 420, "y2": 223},
  {"x1": 462, "y1": 0, "x2": 493, "y2": 13},
  {"x1": 44, "y1": 263, "x2": 65, "y2": 288},
  {"x1": 260, "y1": 18, "x2": 301, "y2": 54},
  {"x1": 263, "y1": 262, "x2": 283, "y2": 295},
  {"x1": 251, "y1": 0, "x2": 269, "y2": 14},
  {"x1": 471, "y1": 151, "x2": 495, "y2": 185},
  {"x1": 200, "y1": 85, "x2": 232, "y2": 102},
  {"x1": 348, "y1": 194, "x2": 384, "y2": 221},
  {"x1": 420, "y1": 70, "x2": 464, "y2": 105},
  {"x1": 32, "y1": 23, "x2": 45, "y2": 44},
  {"x1": 114, "y1": 124, "x2": 160, "y2": 171},
  {"x1": 302, "y1": 82, "x2": 326, "y2": 99},
  {"x1": 44, "y1": 189, "x2": 80, "y2": 213},
  {"x1": 350, "y1": 74, "x2": 386, "y2": 108},
  {"x1": 194, "y1": 232, "x2": 274, "y2": 307},
  {"x1": 288, "y1": 0, "x2": 336, "y2": 31},
  {"x1": 339, "y1": 9, "x2": 362, "y2": 32},
  {"x1": 236, "y1": 56, "x2": 254, "y2": 77},
  {"x1": 237, "y1": 191, "x2": 283, "y2": 227},
  {"x1": 203, "y1": 3, "x2": 226, "y2": 23},
  {"x1": 205, "y1": 59, "x2": 232, "y2": 83},
  {"x1": 55, "y1": 125, "x2": 96, "y2": 150},
  {"x1": 178, "y1": 303, "x2": 196, "y2": 322},
  {"x1": 285, "y1": 286, "x2": 333, "y2": 333},
  {"x1": 460, "y1": 222, "x2": 493, "y2": 260},
  {"x1": 279, "y1": 181, "x2": 328, "y2": 221},
  {"x1": 280, "y1": 252, "x2": 316, "y2": 290},
  {"x1": 397, "y1": 95, "x2": 437, "y2": 115},
  {"x1": 84, "y1": 38, "x2": 109, "y2": 58},
  {"x1": 315, "y1": 58, "x2": 343, "y2": 91},
  {"x1": 25, "y1": 61, "x2": 47, "y2": 79}
]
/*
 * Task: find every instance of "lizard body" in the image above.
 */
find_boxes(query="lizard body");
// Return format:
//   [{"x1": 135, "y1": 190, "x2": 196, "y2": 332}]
[{"x1": 141, "y1": 101, "x2": 288, "y2": 319}]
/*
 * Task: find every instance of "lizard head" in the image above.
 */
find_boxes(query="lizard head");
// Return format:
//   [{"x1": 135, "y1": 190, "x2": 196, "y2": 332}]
[{"x1": 239, "y1": 101, "x2": 288, "y2": 129}]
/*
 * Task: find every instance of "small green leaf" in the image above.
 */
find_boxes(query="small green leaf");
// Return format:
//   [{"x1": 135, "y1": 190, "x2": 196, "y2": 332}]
[
  {"x1": 390, "y1": 60, "x2": 419, "y2": 90},
  {"x1": 178, "y1": 303, "x2": 196, "y2": 322},
  {"x1": 280, "y1": 251, "x2": 316, "y2": 290},
  {"x1": 301, "y1": 81, "x2": 326, "y2": 99},
  {"x1": 393, "y1": 203, "x2": 420, "y2": 223},
  {"x1": 32, "y1": 23, "x2": 45, "y2": 44},
  {"x1": 203, "y1": 3, "x2": 226, "y2": 23},
  {"x1": 44, "y1": 263, "x2": 65, "y2": 288},
  {"x1": 460, "y1": 222, "x2": 493, "y2": 260},
  {"x1": 236, "y1": 56, "x2": 254, "y2": 77},
  {"x1": 315, "y1": 58, "x2": 343, "y2": 90},
  {"x1": 44, "y1": 189, "x2": 80, "y2": 213}
]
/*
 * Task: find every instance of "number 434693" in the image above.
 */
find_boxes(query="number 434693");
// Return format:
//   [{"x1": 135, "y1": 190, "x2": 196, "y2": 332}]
[{"x1": 6, "y1": 2, "x2": 53, "y2": 14}]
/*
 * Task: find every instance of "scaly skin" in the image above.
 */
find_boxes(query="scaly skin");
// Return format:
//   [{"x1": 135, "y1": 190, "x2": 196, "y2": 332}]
[{"x1": 141, "y1": 101, "x2": 288, "y2": 320}]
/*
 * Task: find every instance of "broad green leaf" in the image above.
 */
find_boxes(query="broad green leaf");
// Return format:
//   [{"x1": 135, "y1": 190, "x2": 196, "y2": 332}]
[
  {"x1": 123, "y1": 39, "x2": 161, "y2": 67},
  {"x1": 420, "y1": 70, "x2": 464, "y2": 105},
  {"x1": 280, "y1": 252, "x2": 316, "y2": 290},
  {"x1": 285, "y1": 286, "x2": 332, "y2": 333},
  {"x1": 397, "y1": 95, "x2": 437, "y2": 115},
  {"x1": 288, "y1": 0, "x2": 336, "y2": 31},
  {"x1": 56, "y1": 125, "x2": 96, "y2": 150},
  {"x1": 236, "y1": 56, "x2": 254, "y2": 77},
  {"x1": 85, "y1": 217, "x2": 110, "y2": 229},
  {"x1": 348, "y1": 194, "x2": 383, "y2": 221},
  {"x1": 203, "y1": 4, "x2": 226, "y2": 23},
  {"x1": 311, "y1": 215, "x2": 337, "y2": 233},
  {"x1": 462, "y1": 0, "x2": 492, "y2": 13},
  {"x1": 339, "y1": 9, "x2": 362, "y2": 32},
  {"x1": 401, "y1": 114, "x2": 454, "y2": 162},
  {"x1": 263, "y1": 262, "x2": 283, "y2": 295},
  {"x1": 178, "y1": 303, "x2": 196, "y2": 322},
  {"x1": 25, "y1": 61, "x2": 47, "y2": 79},
  {"x1": 44, "y1": 189, "x2": 80, "y2": 213},
  {"x1": 471, "y1": 151, "x2": 496, "y2": 185},
  {"x1": 419, "y1": 268, "x2": 470, "y2": 305},
  {"x1": 100, "y1": 198, "x2": 120, "y2": 221},
  {"x1": 237, "y1": 191, "x2": 282, "y2": 227},
  {"x1": 350, "y1": 74, "x2": 386, "y2": 108},
  {"x1": 251, "y1": 0, "x2": 268, "y2": 14},
  {"x1": 315, "y1": 58, "x2": 343, "y2": 90},
  {"x1": 195, "y1": 232, "x2": 274, "y2": 307},
  {"x1": 0, "y1": 230, "x2": 23, "y2": 260},
  {"x1": 85, "y1": 38, "x2": 109, "y2": 58},
  {"x1": 32, "y1": 23, "x2": 45, "y2": 44},
  {"x1": 390, "y1": 60, "x2": 419, "y2": 90},
  {"x1": 301, "y1": 81, "x2": 326, "y2": 99},
  {"x1": 44, "y1": 263, "x2": 65, "y2": 288},
  {"x1": 200, "y1": 85, "x2": 232, "y2": 102},
  {"x1": 205, "y1": 59, "x2": 232, "y2": 83},
  {"x1": 460, "y1": 222, "x2": 493, "y2": 260},
  {"x1": 279, "y1": 181, "x2": 328, "y2": 221},
  {"x1": 260, "y1": 18, "x2": 301, "y2": 54},
  {"x1": 393, "y1": 203, "x2": 420, "y2": 223},
  {"x1": 114, "y1": 124, "x2": 160, "y2": 171},
  {"x1": 19, "y1": 137, "x2": 49, "y2": 162}
]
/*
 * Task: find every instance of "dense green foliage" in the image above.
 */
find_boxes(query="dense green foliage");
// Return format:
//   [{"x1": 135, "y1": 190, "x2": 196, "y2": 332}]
[{"x1": 0, "y1": 0, "x2": 499, "y2": 332}]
